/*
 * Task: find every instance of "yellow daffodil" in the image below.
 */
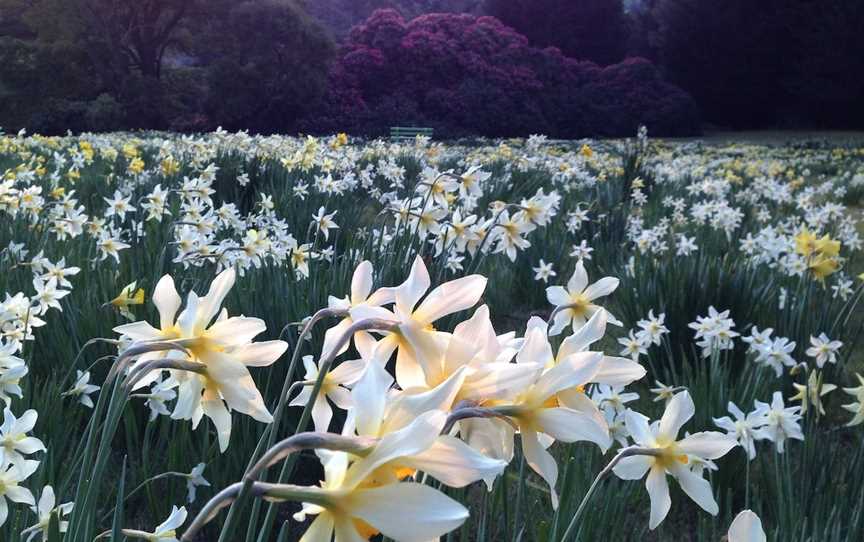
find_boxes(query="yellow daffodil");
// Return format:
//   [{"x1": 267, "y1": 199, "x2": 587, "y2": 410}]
[
  {"x1": 790, "y1": 370, "x2": 836, "y2": 416},
  {"x1": 109, "y1": 281, "x2": 145, "y2": 321}
]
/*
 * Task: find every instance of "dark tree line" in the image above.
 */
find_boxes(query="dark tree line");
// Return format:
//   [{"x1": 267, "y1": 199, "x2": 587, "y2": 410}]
[
  {"x1": 0, "y1": 0, "x2": 861, "y2": 135},
  {"x1": 0, "y1": 0, "x2": 334, "y2": 133}
]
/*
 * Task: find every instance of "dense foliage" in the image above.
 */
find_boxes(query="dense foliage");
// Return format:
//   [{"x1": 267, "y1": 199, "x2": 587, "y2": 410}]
[
  {"x1": 311, "y1": 10, "x2": 699, "y2": 137},
  {"x1": 305, "y1": 0, "x2": 483, "y2": 39},
  {"x1": 0, "y1": 0, "x2": 861, "y2": 134}
]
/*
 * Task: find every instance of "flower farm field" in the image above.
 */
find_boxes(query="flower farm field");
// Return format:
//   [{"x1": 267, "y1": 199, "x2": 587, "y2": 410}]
[{"x1": 1, "y1": 130, "x2": 864, "y2": 542}]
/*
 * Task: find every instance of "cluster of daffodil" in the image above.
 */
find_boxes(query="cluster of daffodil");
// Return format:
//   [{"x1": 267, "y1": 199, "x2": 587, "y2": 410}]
[
  {"x1": 2, "y1": 128, "x2": 864, "y2": 539},
  {"x1": 102, "y1": 257, "x2": 766, "y2": 541}
]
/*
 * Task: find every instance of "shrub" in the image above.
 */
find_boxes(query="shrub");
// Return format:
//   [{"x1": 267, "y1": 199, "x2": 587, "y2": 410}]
[{"x1": 313, "y1": 9, "x2": 699, "y2": 137}]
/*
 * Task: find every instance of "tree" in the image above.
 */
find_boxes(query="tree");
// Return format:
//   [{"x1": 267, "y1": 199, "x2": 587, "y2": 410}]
[
  {"x1": 483, "y1": 0, "x2": 629, "y2": 65},
  {"x1": 315, "y1": 9, "x2": 699, "y2": 137},
  {"x1": 305, "y1": 0, "x2": 483, "y2": 39},
  {"x1": 197, "y1": 0, "x2": 335, "y2": 133}
]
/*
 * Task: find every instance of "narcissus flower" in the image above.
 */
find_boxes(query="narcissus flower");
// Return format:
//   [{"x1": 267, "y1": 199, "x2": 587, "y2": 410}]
[
  {"x1": 713, "y1": 401, "x2": 768, "y2": 460},
  {"x1": 114, "y1": 269, "x2": 288, "y2": 451},
  {"x1": 805, "y1": 333, "x2": 842, "y2": 368},
  {"x1": 21, "y1": 485, "x2": 74, "y2": 542},
  {"x1": 289, "y1": 355, "x2": 365, "y2": 432},
  {"x1": 291, "y1": 449, "x2": 469, "y2": 542},
  {"x1": 350, "y1": 256, "x2": 486, "y2": 389},
  {"x1": 546, "y1": 259, "x2": 621, "y2": 336},
  {"x1": 347, "y1": 361, "x2": 508, "y2": 490},
  {"x1": 727, "y1": 509, "x2": 766, "y2": 542},
  {"x1": 613, "y1": 392, "x2": 737, "y2": 529},
  {"x1": 109, "y1": 281, "x2": 145, "y2": 321},
  {"x1": 0, "y1": 452, "x2": 37, "y2": 526},
  {"x1": 790, "y1": 370, "x2": 836, "y2": 416},
  {"x1": 753, "y1": 392, "x2": 803, "y2": 453},
  {"x1": 122, "y1": 505, "x2": 187, "y2": 541},
  {"x1": 321, "y1": 260, "x2": 395, "y2": 360},
  {"x1": 0, "y1": 408, "x2": 45, "y2": 466},
  {"x1": 62, "y1": 370, "x2": 99, "y2": 408},
  {"x1": 841, "y1": 373, "x2": 864, "y2": 426}
]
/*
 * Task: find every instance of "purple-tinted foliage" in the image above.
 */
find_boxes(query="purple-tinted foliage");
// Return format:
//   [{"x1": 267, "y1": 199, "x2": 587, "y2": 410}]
[{"x1": 310, "y1": 9, "x2": 700, "y2": 137}]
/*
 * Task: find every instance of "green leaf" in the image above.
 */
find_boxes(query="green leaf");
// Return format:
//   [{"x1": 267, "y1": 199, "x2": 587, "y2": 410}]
[{"x1": 111, "y1": 456, "x2": 128, "y2": 542}]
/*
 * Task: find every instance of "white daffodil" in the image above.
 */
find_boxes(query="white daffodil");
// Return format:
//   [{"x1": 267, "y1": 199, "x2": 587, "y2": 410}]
[
  {"x1": 140, "y1": 378, "x2": 177, "y2": 421},
  {"x1": 790, "y1": 370, "x2": 836, "y2": 416},
  {"x1": 613, "y1": 392, "x2": 737, "y2": 529},
  {"x1": 754, "y1": 391, "x2": 803, "y2": 453},
  {"x1": 350, "y1": 255, "x2": 486, "y2": 389},
  {"x1": 593, "y1": 385, "x2": 639, "y2": 414},
  {"x1": 727, "y1": 509, "x2": 767, "y2": 542},
  {"x1": 292, "y1": 449, "x2": 468, "y2": 542},
  {"x1": 805, "y1": 333, "x2": 842, "y2": 368},
  {"x1": 321, "y1": 260, "x2": 395, "y2": 360},
  {"x1": 311, "y1": 207, "x2": 339, "y2": 241},
  {"x1": 184, "y1": 463, "x2": 210, "y2": 504},
  {"x1": 546, "y1": 259, "x2": 621, "y2": 336},
  {"x1": 62, "y1": 370, "x2": 99, "y2": 408},
  {"x1": 0, "y1": 454, "x2": 37, "y2": 526},
  {"x1": 503, "y1": 321, "x2": 619, "y2": 507},
  {"x1": 289, "y1": 355, "x2": 365, "y2": 432},
  {"x1": 347, "y1": 361, "x2": 508, "y2": 491},
  {"x1": 0, "y1": 408, "x2": 45, "y2": 466},
  {"x1": 122, "y1": 505, "x2": 187, "y2": 541},
  {"x1": 618, "y1": 330, "x2": 647, "y2": 361},
  {"x1": 713, "y1": 401, "x2": 768, "y2": 460},
  {"x1": 114, "y1": 269, "x2": 288, "y2": 451},
  {"x1": 842, "y1": 373, "x2": 864, "y2": 426},
  {"x1": 396, "y1": 304, "x2": 542, "y2": 405},
  {"x1": 22, "y1": 485, "x2": 74, "y2": 542}
]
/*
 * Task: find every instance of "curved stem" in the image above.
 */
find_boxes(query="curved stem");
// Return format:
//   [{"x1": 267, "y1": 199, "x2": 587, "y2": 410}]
[
  {"x1": 560, "y1": 447, "x2": 660, "y2": 542},
  {"x1": 253, "y1": 318, "x2": 399, "y2": 542},
  {"x1": 216, "y1": 307, "x2": 347, "y2": 540},
  {"x1": 245, "y1": 433, "x2": 376, "y2": 482},
  {"x1": 98, "y1": 471, "x2": 186, "y2": 523}
]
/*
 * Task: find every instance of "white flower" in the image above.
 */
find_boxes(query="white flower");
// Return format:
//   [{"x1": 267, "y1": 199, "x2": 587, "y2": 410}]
[
  {"x1": 289, "y1": 355, "x2": 365, "y2": 432},
  {"x1": 22, "y1": 485, "x2": 74, "y2": 542},
  {"x1": 754, "y1": 391, "x2": 803, "y2": 454},
  {"x1": 618, "y1": 330, "x2": 647, "y2": 361},
  {"x1": 114, "y1": 270, "x2": 289, "y2": 452},
  {"x1": 742, "y1": 326, "x2": 773, "y2": 353},
  {"x1": 805, "y1": 333, "x2": 842, "y2": 368},
  {"x1": 0, "y1": 453, "x2": 37, "y2": 527},
  {"x1": 727, "y1": 509, "x2": 767, "y2": 542},
  {"x1": 62, "y1": 371, "x2": 100, "y2": 408},
  {"x1": 712, "y1": 401, "x2": 768, "y2": 460},
  {"x1": 532, "y1": 259, "x2": 556, "y2": 283},
  {"x1": 0, "y1": 408, "x2": 45, "y2": 466},
  {"x1": 184, "y1": 463, "x2": 210, "y2": 503},
  {"x1": 546, "y1": 260, "x2": 621, "y2": 336},
  {"x1": 753, "y1": 337, "x2": 796, "y2": 377},
  {"x1": 636, "y1": 310, "x2": 668, "y2": 346},
  {"x1": 311, "y1": 207, "x2": 339, "y2": 241},
  {"x1": 122, "y1": 505, "x2": 187, "y2": 541},
  {"x1": 592, "y1": 384, "x2": 639, "y2": 414},
  {"x1": 613, "y1": 392, "x2": 737, "y2": 529}
]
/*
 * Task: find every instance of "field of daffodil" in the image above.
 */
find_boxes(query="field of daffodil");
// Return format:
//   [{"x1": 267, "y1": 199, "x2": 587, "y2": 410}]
[{"x1": 1, "y1": 129, "x2": 864, "y2": 541}]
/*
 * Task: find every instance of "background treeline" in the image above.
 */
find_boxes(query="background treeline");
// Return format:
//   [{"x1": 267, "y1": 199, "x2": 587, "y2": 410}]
[{"x1": 0, "y1": 0, "x2": 862, "y2": 137}]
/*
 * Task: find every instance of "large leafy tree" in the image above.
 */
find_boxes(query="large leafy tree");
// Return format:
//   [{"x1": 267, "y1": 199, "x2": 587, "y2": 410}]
[{"x1": 198, "y1": 0, "x2": 335, "y2": 133}]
